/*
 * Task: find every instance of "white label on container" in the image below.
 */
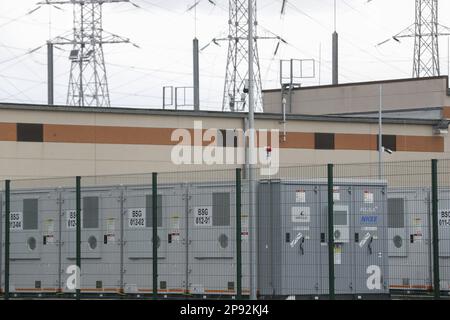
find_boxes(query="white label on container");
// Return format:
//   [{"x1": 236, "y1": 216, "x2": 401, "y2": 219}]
[
  {"x1": 439, "y1": 209, "x2": 450, "y2": 228},
  {"x1": 292, "y1": 207, "x2": 310, "y2": 223},
  {"x1": 45, "y1": 219, "x2": 55, "y2": 243},
  {"x1": 128, "y1": 208, "x2": 146, "y2": 229},
  {"x1": 334, "y1": 246, "x2": 342, "y2": 265},
  {"x1": 194, "y1": 206, "x2": 212, "y2": 226},
  {"x1": 364, "y1": 192, "x2": 374, "y2": 204},
  {"x1": 171, "y1": 216, "x2": 181, "y2": 241},
  {"x1": 242, "y1": 215, "x2": 249, "y2": 241},
  {"x1": 333, "y1": 187, "x2": 340, "y2": 201},
  {"x1": 191, "y1": 284, "x2": 205, "y2": 294},
  {"x1": 294, "y1": 226, "x2": 310, "y2": 231},
  {"x1": 171, "y1": 216, "x2": 180, "y2": 229},
  {"x1": 414, "y1": 227, "x2": 423, "y2": 241},
  {"x1": 106, "y1": 218, "x2": 116, "y2": 242},
  {"x1": 296, "y1": 190, "x2": 306, "y2": 203},
  {"x1": 10, "y1": 212, "x2": 23, "y2": 231},
  {"x1": 46, "y1": 219, "x2": 55, "y2": 232},
  {"x1": 413, "y1": 218, "x2": 422, "y2": 226},
  {"x1": 66, "y1": 210, "x2": 80, "y2": 229}
]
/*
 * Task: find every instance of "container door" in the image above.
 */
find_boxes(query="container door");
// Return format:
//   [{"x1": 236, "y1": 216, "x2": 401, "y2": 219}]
[
  {"x1": 352, "y1": 185, "x2": 389, "y2": 295},
  {"x1": 387, "y1": 197, "x2": 408, "y2": 258},
  {"x1": 281, "y1": 183, "x2": 320, "y2": 296},
  {"x1": 438, "y1": 188, "x2": 450, "y2": 257},
  {"x1": 320, "y1": 185, "x2": 353, "y2": 296},
  {"x1": 9, "y1": 189, "x2": 59, "y2": 292},
  {"x1": 437, "y1": 188, "x2": 450, "y2": 291},
  {"x1": 62, "y1": 187, "x2": 121, "y2": 291},
  {"x1": 387, "y1": 188, "x2": 431, "y2": 291},
  {"x1": 188, "y1": 183, "x2": 236, "y2": 295},
  {"x1": 123, "y1": 185, "x2": 183, "y2": 294}
]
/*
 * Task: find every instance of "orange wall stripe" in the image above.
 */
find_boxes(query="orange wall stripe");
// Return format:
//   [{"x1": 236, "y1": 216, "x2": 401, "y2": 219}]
[
  {"x1": 0, "y1": 122, "x2": 444, "y2": 153},
  {"x1": 0, "y1": 122, "x2": 17, "y2": 141}
]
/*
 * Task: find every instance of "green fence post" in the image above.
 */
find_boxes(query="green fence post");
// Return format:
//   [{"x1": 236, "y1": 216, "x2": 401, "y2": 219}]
[
  {"x1": 76, "y1": 176, "x2": 81, "y2": 300},
  {"x1": 236, "y1": 168, "x2": 242, "y2": 299},
  {"x1": 4, "y1": 180, "x2": 10, "y2": 300},
  {"x1": 152, "y1": 172, "x2": 158, "y2": 300},
  {"x1": 327, "y1": 164, "x2": 335, "y2": 300},
  {"x1": 431, "y1": 159, "x2": 440, "y2": 300}
]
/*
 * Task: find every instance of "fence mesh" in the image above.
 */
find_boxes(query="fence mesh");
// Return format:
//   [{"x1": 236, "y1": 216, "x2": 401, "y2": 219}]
[{"x1": 1, "y1": 159, "x2": 449, "y2": 299}]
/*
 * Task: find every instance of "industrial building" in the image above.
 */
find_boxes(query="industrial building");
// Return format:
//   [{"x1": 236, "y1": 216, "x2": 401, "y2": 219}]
[{"x1": 0, "y1": 76, "x2": 449, "y2": 180}]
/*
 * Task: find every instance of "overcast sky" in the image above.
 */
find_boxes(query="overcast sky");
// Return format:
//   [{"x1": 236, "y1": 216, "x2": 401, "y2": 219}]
[{"x1": 1, "y1": 0, "x2": 450, "y2": 110}]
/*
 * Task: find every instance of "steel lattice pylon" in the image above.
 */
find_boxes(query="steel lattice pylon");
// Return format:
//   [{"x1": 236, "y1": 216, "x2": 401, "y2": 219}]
[
  {"x1": 387, "y1": 0, "x2": 450, "y2": 78},
  {"x1": 41, "y1": 0, "x2": 132, "y2": 107},
  {"x1": 222, "y1": 0, "x2": 263, "y2": 112},
  {"x1": 413, "y1": 0, "x2": 440, "y2": 78}
]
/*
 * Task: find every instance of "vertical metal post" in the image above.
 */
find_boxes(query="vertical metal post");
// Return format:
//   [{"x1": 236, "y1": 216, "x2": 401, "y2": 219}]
[
  {"x1": 76, "y1": 176, "x2": 81, "y2": 300},
  {"x1": 47, "y1": 41, "x2": 54, "y2": 106},
  {"x1": 175, "y1": 87, "x2": 178, "y2": 110},
  {"x1": 327, "y1": 164, "x2": 335, "y2": 300},
  {"x1": 0, "y1": 186, "x2": 3, "y2": 297},
  {"x1": 236, "y1": 169, "x2": 242, "y2": 299},
  {"x1": 119, "y1": 187, "x2": 125, "y2": 294},
  {"x1": 431, "y1": 159, "x2": 440, "y2": 299},
  {"x1": 57, "y1": 190, "x2": 63, "y2": 293},
  {"x1": 152, "y1": 173, "x2": 158, "y2": 300},
  {"x1": 193, "y1": 38, "x2": 200, "y2": 111},
  {"x1": 378, "y1": 85, "x2": 383, "y2": 179},
  {"x1": 288, "y1": 60, "x2": 293, "y2": 113},
  {"x1": 332, "y1": 0, "x2": 338, "y2": 85},
  {"x1": 332, "y1": 32, "x2": 338, "y2": 85},
  {"x1": 4, "y1": 180, "x2": 10, "y2": 300},
  {"x1": 247, "y1": 0, "x2": 257, "y2": 301},
  {"x1": 184, "y1": 184, "x2": 189, "y2": 295}
]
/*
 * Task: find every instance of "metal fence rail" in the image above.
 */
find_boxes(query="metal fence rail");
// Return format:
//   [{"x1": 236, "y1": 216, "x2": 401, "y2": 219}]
[{"x1": 1, "y1": 159, "x2": 450, "y2": 300}]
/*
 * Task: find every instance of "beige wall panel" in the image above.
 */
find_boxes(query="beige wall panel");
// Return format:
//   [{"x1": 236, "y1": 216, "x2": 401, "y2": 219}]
[{"x1": 263, "y1": 78, "x2": 450, "y2": 115}]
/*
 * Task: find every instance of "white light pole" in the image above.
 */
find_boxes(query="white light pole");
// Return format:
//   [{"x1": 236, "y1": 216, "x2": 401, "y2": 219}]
[
  {"x1": 247, "y1": 0, "x2": 257, "y2": 301},
  {"x1": 378, "y1": 85, "x2": 383, "y2": 179}
]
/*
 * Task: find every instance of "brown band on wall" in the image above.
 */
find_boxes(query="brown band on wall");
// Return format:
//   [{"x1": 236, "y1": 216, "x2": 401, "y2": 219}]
[
  {"x1": 335, "y1": 134, "x2": 378, "y2": 151},
  {"x1": 44, "y1": 124, "x2": 210, "y2": 146},
  {"x1": 0, "y1": 122, "x2": 445, "y2": 153},
  {"x1": 0, "y1": 122, "x2": 17, "y2": 141},
  {"x1": 396, "y1": 135, "x2": 444, "y2": 153},
  {"x1": 279, "y1": 132, "x2": 315, "y2": 149}
]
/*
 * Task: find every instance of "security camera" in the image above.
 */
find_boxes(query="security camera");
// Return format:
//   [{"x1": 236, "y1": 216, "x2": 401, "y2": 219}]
[
  {"x1": 434, "y1": 128, "x2": 449, "y2": 135},
  {"x1": 382, "y1": 147, "x2": 393, "y2": 155},
  {"x1": 243, "y1": 80, "x2": 249, "y2": 94}
]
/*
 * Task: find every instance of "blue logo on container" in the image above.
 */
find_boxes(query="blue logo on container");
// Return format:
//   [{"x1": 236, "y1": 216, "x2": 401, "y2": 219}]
[{"x1": 361, "y1": 216, "x2": 378, "y2": 224}]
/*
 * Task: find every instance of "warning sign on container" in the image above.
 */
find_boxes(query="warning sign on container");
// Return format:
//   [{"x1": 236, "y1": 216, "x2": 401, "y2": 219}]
[
  {"x1": 106, "y1": 218, "x2": 116, "y2": 242},
  {"x1": 44, "y1": 219, "x2": 55, "y2": 243},
  {"x1": 242, "y1": 215, "x2": 249, "y2": 240},
  {"x1": 333, "y1": 187, "x2": 340, "y2": 202},
  {"x1": 292, "y1": 207, "x2": 310, "y2": 223},
  {"x1": 334, "y1": 245, "x2": 342, "y2": 265},
  {"x1": 364, "y1": 191, "x2": 374, "y2": 204},
  {"x1": 296, "y1": 190, "x2": 306, "y2": 203}
]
